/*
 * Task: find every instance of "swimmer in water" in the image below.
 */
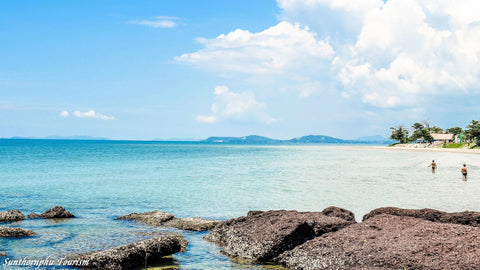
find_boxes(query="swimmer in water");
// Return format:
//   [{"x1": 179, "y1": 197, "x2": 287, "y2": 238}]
[
  {"x1": 461, "y1": 164, "x2": 468, "y2": 180},
  {"x1": 428, "y1": 160, "x2": 437, "y2": 173}
]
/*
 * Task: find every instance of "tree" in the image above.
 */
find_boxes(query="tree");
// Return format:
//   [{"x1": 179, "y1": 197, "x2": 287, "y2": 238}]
[
  {"x1": 410, "y1": 122, "x2": 425, "y2": 141},
  {"x1": 446, "y1": 127, "x2": 463, "y2": 136},
  {"x1": 430, "y1": 126, "x2": 443, "y2": 133},
  {"x1": 465, "y1": 120, "x2": 480, "y2": 146},
  {"x1": 390, "y1": 125, "x2": 409, "y2": 143}
]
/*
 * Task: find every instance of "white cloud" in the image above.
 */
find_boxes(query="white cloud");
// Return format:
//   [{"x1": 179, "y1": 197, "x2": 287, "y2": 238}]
[
  {"x1": 196, "y1": 86, "x2": 276, "y2": 124},
  {"x1": 128, "y1": 16, "x2": 179, "y2": 28},
  {"x1": 178, "y1": 0, "x2": 480, "y2": 111},
  {"x1": 61, "y1": 110, "x2": 115, "y2": 120},
  {"x1": 176, "y1": 22, "x2": 334, "y2": 75}
]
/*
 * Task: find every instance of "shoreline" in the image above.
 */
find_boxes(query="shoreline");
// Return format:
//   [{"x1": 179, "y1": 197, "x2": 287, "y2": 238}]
[{"x1": 338, "y1": 145, "x2": 480, "y2": 154}]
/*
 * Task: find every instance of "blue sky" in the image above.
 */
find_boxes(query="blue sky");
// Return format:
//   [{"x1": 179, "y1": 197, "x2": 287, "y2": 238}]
[{"x1": 1, "y1": 0, "x2": 480, "y2": 140}]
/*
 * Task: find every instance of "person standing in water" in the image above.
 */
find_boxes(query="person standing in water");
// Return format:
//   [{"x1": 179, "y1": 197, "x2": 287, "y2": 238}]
[
  {"x1": 462, "y1": 164, "x2": 468, "y2": 180},
  {"x1": 428, "y1": 160, "x2": 437, "y2": 173}
]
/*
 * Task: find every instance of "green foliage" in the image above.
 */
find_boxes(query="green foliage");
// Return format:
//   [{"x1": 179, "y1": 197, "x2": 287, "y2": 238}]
[
  {"x1": 430, "y1": 126, "x2": 443, "y2": 133},
  {"x1": 446, "y1": 127, "x2": 463, "y2": 136},
  {"x1": 390, "y1": 126, "x2": 409, "y2": 144},
  {"x1": 446, "y1": 143, "x2": 466, "y2": 148},
  {"x1": 465, "y1": 120, "x2": 480, "y2": 146}
]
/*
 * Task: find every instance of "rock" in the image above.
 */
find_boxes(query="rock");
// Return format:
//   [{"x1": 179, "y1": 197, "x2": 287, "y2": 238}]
[
  {"x1": 278, "y1": 214, "x2": 480, "y2": 270},
  {"x1": 322, "y1": 206, "x2": 356, "y2": 222},
  {"x1": 0, "y1": 252, "x2": 5, "y2": 257},
  {"x1": 204, "y1": 210, "x2": 355, "y2": 262},
  {"x1": 163, "y1": 217, "x2": 221, "y2": 231},
  {"x1": 0, "y1": 227, "x2": 36, "y2": 237},
  {"x1": 116, "y1": 211, "x2": 174, "y2": 226},
  {"x1": 28, "y1": 206, "x2": 75, "y2": 219},
  {"x1": 78, "y1": 234, "x2": 188, "y2": 270},
  {"x1": 363, "y1": 207, "x2": 480, "y2": 227},
  {"x1": 0, "y1": 210, "x2": 25, "y2": 223}
]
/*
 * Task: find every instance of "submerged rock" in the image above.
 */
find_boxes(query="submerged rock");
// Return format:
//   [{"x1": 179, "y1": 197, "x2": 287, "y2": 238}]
[
  {"x1": 78, "y1": 234, "x2": 188, "y2": 270},
  {"x1": 363, "y1": 207, "x2": 480, "y2": 227},
  {"x1": 0, "y1": 227, "x2": 36, "y2": 238},
  {"x1": 0, "y1": 210, "x2": 25, "y2": 223},
  {"x1": 163, "y1": 217, "x2": 221, "y2": 231},
  {"x1": 116, "y1": 210, "x2": 174, "y2": 226},
  {"x1": 117, "y1": 211, "x2": 220, "y2": 231},
  {"x1": 322, "y1": 206, "x2": 356, "y2": 222},
  {"x1": 278, "y1": 214, "x2": 480, "y2": 270},
  {"x1": 28, "y1": 206, "x2": 75, "y2": 219},
  {"x1": 205, "y1": 210, "x2": 355, "y2": 262}
]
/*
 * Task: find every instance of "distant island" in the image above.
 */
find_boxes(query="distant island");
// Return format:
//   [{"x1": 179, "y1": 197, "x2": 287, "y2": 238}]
[
  {"x1": 202, "y1": 135, "x2": 394, "y2": 144},
  {"x1": 2, "y1": 134, "x2": 394, "y2": 144}
]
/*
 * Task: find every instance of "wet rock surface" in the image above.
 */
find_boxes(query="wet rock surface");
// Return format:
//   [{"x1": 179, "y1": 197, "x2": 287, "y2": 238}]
[
  {"x1": 163, "y1": 217, "x2": 221, "y2": 231},
  {"x1": 117, "y1": 211, "x2": 220, "y2": 231},
  {"x1": 28, "y1": 206, "x2": 75, "y2": 219},
  {"x1": 116, "y1": 210, "x2": 174, "y2": 226},
  {"x1": 278, "y1": 214, "x2": 480, "y2": 270},
  {"x1": 204, "y1": 210, "x2": 355, "y2": 262},
  {"x1": 322, "y1": 206, "x2": 356, "y2": 222},
  {"x1": 78, "y1": 234, "x2": 188, "y2": 270},
  {"x1": 363, "y1": 207, "x2": 480, "y2": 227},
  {"x1": 0, "y1": 227, "x2": 36, "y2": 238},
  {"x1": 0, "y1": 210, "x2": 25, "y2": 223}
]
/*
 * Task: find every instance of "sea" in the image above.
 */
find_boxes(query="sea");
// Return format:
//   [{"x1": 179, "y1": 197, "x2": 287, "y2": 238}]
[{"x1": 1, "y1": 139, "x2": 479, "y2": 269}]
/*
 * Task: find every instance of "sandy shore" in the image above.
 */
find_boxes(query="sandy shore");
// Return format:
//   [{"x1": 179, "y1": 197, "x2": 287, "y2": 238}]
[{"x1": 339, "y1": 145, "x2": 480, "y2": 154}]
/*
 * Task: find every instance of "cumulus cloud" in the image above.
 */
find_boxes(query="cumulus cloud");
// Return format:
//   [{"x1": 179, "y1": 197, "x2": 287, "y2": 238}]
[
  {"x1": 61, "y1": 110, "x2": 114, "y2": 120},
  {"x1": 128, "y1": 16, "x2": 179, "y2": 28},
  {"x1": 176, "y1": 22, "x2": 334, "y2": 75},
  {"x1": 178, "y1": 0, "x2": 480, "y2": 110},
  {"x1": 196, "y1": 86, "x2": 276, "y2": 124}
]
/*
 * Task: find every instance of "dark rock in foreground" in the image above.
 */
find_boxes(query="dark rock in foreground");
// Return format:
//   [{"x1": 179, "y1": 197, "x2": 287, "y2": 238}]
[
  {"x1": 322, "y1": 206, "x2": 356, "y2": 222},
  {"x1": 205, "y1": 210, "x2": 355, "y2": 262},
  {"x1": 278, "y1": 214, "x2": 480, "y2": 270},
  {"x1": 163, "y1": 217, "x2": 221, "y2": 231},
  {"x1": 363, "y1": 207, "x2": 480, "y2": 227},
  {"x1": 117, "y1": 211, "x2": 219, "y2": 231},
  {"x1": 79, "y1": 234, "x2": 188, "y2": 270},
  {"x1": 0, "y1": 210, "x2": 25, "y2": 223},
  {"x1": 116, "y1": 210, "x2": 174, "y2": 226},
  {"x1": 0, "y1": 227, "x2": 36, "y2": 237},
  {"x1": 28, "y1": 206, "x2": 75, "y2": 219}
]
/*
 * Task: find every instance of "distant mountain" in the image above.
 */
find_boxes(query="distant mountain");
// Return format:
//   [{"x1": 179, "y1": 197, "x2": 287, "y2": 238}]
[
  {"x1": 203, "y1": 135, "x2": 281, "y2": 144},
  {"x1": 288, "y1": 135, "x2": 346, "y2": 144}
]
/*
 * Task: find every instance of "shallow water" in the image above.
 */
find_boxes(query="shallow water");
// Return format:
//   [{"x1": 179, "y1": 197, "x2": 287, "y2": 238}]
[{"x1": 1, "y1": 140, "x2": 479, "y2": 269}]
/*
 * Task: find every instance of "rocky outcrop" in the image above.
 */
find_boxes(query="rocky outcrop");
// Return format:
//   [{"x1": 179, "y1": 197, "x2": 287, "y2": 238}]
[
  {"x1": 28, "y1": 206, "x2": 75, "y2": 219},
  {"x1": 0, "y1": 227, "x2": 36, "y2": 238},
  {"x1": 204, "y1": 210, "x2": 355, "y2": 262},
  {"x1": 163, "y1": 217, "x2": 221, "y2": 231},
  {"x1": 78, "y1": 234, "x2": 188, "y2": 270},
  {"x1": 117, "y1": 211, "x2": 219, "y2": 231},
  {"x1": 116, "y1": 211, "x2": 174, "y2": 226},
  {"x1": 322, "y1": 206, "x2": 356, "y2": 222},
  {"x1": 363, "y1": 207, "x2": 480, "y2": 227},
  {"x1": 278, "y1": 214, "x2": 480, "y2": 270},
  {"x1": 0, "y1": 210, "x2": 25, "y2": 223}
]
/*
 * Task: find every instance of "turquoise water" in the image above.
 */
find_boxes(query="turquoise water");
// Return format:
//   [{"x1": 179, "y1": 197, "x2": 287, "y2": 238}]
[{"x1": 1, "y1": 139, "x2": 480, "y2": 269}]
